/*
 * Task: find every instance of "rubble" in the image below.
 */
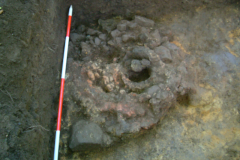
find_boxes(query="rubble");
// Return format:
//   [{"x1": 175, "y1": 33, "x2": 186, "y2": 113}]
[{"x1": 65, "y1": 16, "x2": 197, "y2": 151}]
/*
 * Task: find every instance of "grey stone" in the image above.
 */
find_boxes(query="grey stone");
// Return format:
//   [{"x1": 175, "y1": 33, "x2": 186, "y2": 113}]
[
  {"x1": 150, "y1": 29, "x2": 161, "y2": 42},
  {"x1": 156, "y1": 90, "x2": 168, "y2": 100},
  {"x1": 139, "y1": 33, "x2": 149, "y2": 43},
  {"x1": 70, "y1": 33, "x2": 85, "y2": 44},
  {"x1": 102, "y1": 45, "x2": 110, "y2": 52},
  {"x1": 147, "y1": 85, "x2": 160, "y2": 95},
  {"x1": 99, "y1": 34, "x2": 107, "y2": 41},
  {"x1": 131, "y1": 46, "x2": 150, "y2": 59},
  {"x1": 131, "y1": 60, "x2": 143, "y2": 72},
  {"x1": 147, "y1": 29, "x2": 161, "y2": 49},
  {"x1": 128, "y1": 22, "x2": 138, "y2": 30},
  {"x1": 140, "y1": 27, "x2": 149, "y2": 33},
  {"x1": 87, "y1": 28, "x2": 101, "y2": 36},
  {"x1": 115, "y1": 37, "x2": 122, "y2": 45},
  {"x1": 111, "y1": 29, "x2": 121, "y2": 38},
  {"x1": 117, "y1": 23, "x2": 127, "y2": 31},
  {"x1": 107, "y1": 40, "x2": 115, "y2": 46},
  {"x1": 122, "y1": 33, "x2": 136, "y2": 42},
  {"x1": 154, "y1": 46, "x2": 172, "y2": 63},
  {"x1": 141, "y1": 59, "x2": 151, "y2": 67},
  {"x1": 134, "y1": 16, "x2": 155, "y2": 27},
  {"x1": 98, "y1": 19, "x2": 118, "y2": 33},
  {"x1": 69, "y1": 120, "x2": 111, "y2": 151},
  {"x1": 95, "y1": 37, "x2": 101, "y2": 45},
  {"x1": 77, "y1": 25, "x2": 86, "y2": 33},
  {"x1": 81, "y1": 42, "x2": 91, "y2": 55}
]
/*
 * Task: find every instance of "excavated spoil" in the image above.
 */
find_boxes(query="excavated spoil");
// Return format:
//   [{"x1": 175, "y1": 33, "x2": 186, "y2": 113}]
[{"x1": 63, "y1": 16, "x2": 197, "y2": 151}]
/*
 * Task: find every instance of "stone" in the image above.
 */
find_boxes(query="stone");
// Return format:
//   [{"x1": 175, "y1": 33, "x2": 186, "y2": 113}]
[
  {"x1": 134, "y1": 16, "x2": 155, "y2": 27},
  {"x1": 147, "y1": 85, "x2": 160, "y2": 95},
  {"x1": 150, "y1": 29, "x2": 161, "y2": 42},
  {"x1": 87, "y1": 70, "x2": 95, "y2": 80},
  {"x1": 159, "y1": 27, "x2": 173, "y2": 41},
  {"x1": 139, "y1": 33, "x2": 149, "y2": 43},
  {"x1": 147, "y1": 29, "x2": 161, "y2": 49},
  {"x1": 122, "y1": 33, "x2": 136, "y2": 42},
  {"x1": 140, "y1": 27, "x2": 149, "y2": 33},
  {"x1": 111, "y1": 29, "x2": 121, "y2": 38},
  {"x1": 99, "y1": 34, "x2": 107, "y2": 41},
  {"x1": 154, "y1": 46, "x2": 172, "y2": 63},
  {"x1": 141, "y1": 59, "x2": 151, "y2": 67},
  {"x1": 102, "y1": 45, "x2": 110, "y2": 51},
  {"x1": 107, "y1": 40, "x2": 114, "y2": 46},
  {"x1": 69, "y1": 120, "x2": 112, "y2": 151},
  {"x1": 117, "y1": 23, "x2": 127, "y2": 31},
  {"x1": 131, "y1": 60, "x2": 143, "y2": 72},
  {"x1": 128, "y1": 22, "x2": 138, "y2": 30},
  {"x1": 115, "y1": 37, "x2": 122, "y2": 45},
  {"x1": 98, "y1": 19, "x2": 118, "y2": 33},
  {"x1": 77, "y1": 25, "x2": 86, "y2": 33},
  {"x1": 87, "y1": 28, "x2": 101, "y2": 36},
  {"x1": 81, "y1": 42, "x2": 91, "y2": 55},
  {"x1": 95, "y1": 37, "x2": 101, "y2": 45},
  {"x1": 70, "y1": 33, "x2": 85, "y2": 44},
  {"x1": 131, "y1": 46, "x2": 150, "y2": 59}
]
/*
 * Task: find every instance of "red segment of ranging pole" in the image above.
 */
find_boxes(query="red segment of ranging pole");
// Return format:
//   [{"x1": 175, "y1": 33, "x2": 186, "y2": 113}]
[{"x1": 54, "y1": 5, "x2": 72, "y2": 160}]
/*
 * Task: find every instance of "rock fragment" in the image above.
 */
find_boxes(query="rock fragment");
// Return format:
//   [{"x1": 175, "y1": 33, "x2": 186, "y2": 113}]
[
  {"x1": 134, "y1": 16, "x2": 154, "y2": 27},
  {"x1": 95, "y1": 37, "x2": 101, "y2": 45},
  {"x1": 147, "y1": 29, "x2": 161, "y2": 49},
  {"x1": 99, "y1": 34, "x2": 107, "y2": 41},
  {"x1": 147, "y1": 85, "x2": 160, "y2": 95},
  {"x1": 139, "y1": 33, "x2": 149, "y2": 43},
  {"x1": 111, "y1": 29, "x2": 121, "y2": 39},
  {"x1": 122, "y1": 33, "x2": 136, "y2": 42},
  {"x1": 69, "y1": 120, "x2": 112, "y2": 151},
  {"x1": 87, "y1": 70, "x2": 95, "y2": 80},
  {"x1": 77, "y1": 25, "x2": 86, "y2": 33},
  {"x1": 81, "y1": 42, "x2": 91, "y2": 55},
  {"x1": 154, "y1": 46, "x2": 172, "y2": 63},
  {"x1": 128, "y1": 22, "x2": 138, "y2": 30},
  {"x1": 70, "y1": 33, "x2": 85, "y2": 44},
  {"x1": 87, "y1": 28, "x2": 101, "y2": 36},
  {"x1": 98, "y1": 19, "x2": 118, "y2": 33},
  {"x1": 117, "y1": 23, "x2": 127, "y2": 31},
  {"x1": 131, "y1": 60, "x2": 143, "y2": 72},
  {"x1": 115, "y1": 37, "x2": 122, "y2": 45}
]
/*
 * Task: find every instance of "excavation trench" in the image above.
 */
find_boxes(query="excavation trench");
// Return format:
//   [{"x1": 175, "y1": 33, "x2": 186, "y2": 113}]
[{"x1": 0, "y1": 0, "x2": 239, "y2": 160}]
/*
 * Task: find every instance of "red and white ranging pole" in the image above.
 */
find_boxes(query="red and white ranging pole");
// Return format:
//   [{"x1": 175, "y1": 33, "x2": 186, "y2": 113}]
[{"x1": 54, "y1": 5, "x2": 72, "y2": 160}]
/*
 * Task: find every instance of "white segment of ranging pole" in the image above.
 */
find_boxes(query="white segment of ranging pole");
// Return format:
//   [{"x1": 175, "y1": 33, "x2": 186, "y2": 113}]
[{"x1": 53, "y1": 5, "x2": 72, "y2": 160}]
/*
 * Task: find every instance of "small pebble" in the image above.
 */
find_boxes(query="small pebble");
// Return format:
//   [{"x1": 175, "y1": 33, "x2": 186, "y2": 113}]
[
  {"x1": 99, "y1": 34, "x2": 106, "y2": 41},
  {"x1": 117, "y1": 23, "x2": 127, "y2": 31},
  {"x1": 95, "y1": 37, "x2": 101, "y2": 45},
  {"x1": 108, "y1": 40, "x2": 114, "y2": 46},
  {"x1": 120, "y1": 90, "x2": 126, "y2": 94},
  {"x1": 111, "y1": 29, "x2": 121, "y2": 38}
]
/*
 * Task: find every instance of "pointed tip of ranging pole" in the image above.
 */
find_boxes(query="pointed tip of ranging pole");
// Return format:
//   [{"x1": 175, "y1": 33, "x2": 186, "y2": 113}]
[{"x1": 69, "y1": 5, "x2": 73, "y2": 16}]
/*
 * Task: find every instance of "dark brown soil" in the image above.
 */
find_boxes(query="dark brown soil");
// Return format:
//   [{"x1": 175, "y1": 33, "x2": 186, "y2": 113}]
[{"x1": 0, "y1": 0, "x2": 239, "y2": 160}]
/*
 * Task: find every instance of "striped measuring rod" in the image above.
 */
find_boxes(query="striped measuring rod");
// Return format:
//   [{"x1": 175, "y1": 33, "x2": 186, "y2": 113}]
[{"x1": 53, "y1": 5, "x2": 72, "y2": 160}]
